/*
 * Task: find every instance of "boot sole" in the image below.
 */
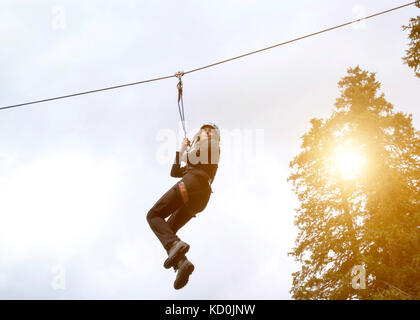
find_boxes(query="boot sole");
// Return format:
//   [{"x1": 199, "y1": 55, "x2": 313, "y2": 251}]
[
  {"x1": 174, "y1": 262, "x2": 195, "y2": 290},
  {"x1": 163, "y1": 243, "x2": 190, "y2": 269}
]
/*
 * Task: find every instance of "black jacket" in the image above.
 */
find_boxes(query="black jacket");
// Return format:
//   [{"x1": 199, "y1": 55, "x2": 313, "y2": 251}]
[{"x1": 170, "y1": 148, "x2": 218, "y2": 214}]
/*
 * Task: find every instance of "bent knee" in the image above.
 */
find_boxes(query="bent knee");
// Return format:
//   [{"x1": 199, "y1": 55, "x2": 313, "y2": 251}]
[{"x1": 146, "y1": 209, "x2": 156, "y2": 222}]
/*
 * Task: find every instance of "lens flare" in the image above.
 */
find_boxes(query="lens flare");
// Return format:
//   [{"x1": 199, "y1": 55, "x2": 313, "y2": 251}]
[{"x1": 334, "y1": 147, "x2": 365, "y2": 180}]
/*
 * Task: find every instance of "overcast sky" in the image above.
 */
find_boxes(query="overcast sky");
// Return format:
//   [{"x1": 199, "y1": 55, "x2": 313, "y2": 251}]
[{"x1": 0, "y1": 0, "x2": 418, "y2": 299}]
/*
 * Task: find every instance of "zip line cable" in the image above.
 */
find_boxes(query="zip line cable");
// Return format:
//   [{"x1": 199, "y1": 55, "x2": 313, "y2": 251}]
[
  {"x1": 0, "y1": 74, "x2": 174, "y2": 111},
  {"x1": 0, "y1": 1, "x2": 417, "y2": 111},
  {"x1": 184, "y1": 1, "x2": 418, "y2": 75}
]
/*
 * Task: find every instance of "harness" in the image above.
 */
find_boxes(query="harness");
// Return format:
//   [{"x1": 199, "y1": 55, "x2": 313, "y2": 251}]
[
  {"x1": 175, "y1": 71, "x2": 187, "y2": 140},
  {"x1": 178, "y1": 168, "x2": 213, "y2": 205}
]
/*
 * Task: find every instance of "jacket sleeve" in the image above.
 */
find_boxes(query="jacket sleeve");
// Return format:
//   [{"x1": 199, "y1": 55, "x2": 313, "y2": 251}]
[{"x1": 170, "y1": 151, "x2": 187, "y2": 178}]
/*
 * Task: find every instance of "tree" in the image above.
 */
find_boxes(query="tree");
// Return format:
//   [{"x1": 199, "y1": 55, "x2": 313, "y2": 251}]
[
  {"x1": 402, "y1": 1, "x2": 420, "y2": 77},
  {"x1": 288, "y1": 66, "x2": 420, "y2": 300}
]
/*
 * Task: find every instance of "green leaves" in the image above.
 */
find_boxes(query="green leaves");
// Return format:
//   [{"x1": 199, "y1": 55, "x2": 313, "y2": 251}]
[
  {"x1": 403, "y1": 11, "x2": 420, "y2": 78},
  {"x1": 289, "y1": 67, "x2": 420, "y2": 300}
]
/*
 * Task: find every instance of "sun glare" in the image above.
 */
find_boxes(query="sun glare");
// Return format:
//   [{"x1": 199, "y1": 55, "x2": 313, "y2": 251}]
[{"x1": 334, "y1": 147, "x2": 365, "y2": 180}]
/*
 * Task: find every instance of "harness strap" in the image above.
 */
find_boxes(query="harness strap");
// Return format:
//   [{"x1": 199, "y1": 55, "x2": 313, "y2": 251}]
[{"x1": 178, "y1": 181, "x2": 189, "y2": 204}]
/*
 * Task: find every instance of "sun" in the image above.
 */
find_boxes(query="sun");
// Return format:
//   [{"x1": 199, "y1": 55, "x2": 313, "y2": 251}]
[{"x1": 333, "y1": 147, "x2": 365, "y2": 180}]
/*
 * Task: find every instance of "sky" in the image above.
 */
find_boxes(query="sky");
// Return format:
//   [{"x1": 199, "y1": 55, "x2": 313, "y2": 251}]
[{"x1": 0, "y1": 0, "x2": 418, "y2": 299}]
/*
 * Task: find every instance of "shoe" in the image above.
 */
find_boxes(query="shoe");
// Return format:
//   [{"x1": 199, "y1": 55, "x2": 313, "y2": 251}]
[
  {"x1": 174, "y1": 257, "x2": 195, "y2": 290},
  {"x1": 164, "y1": 240, "x2": 190, "y2": 269}
]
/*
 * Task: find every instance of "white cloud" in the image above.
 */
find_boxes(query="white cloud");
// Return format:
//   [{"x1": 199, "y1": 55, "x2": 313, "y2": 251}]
[
  {"x1": 0, "y1": 0, "x2": 418, "y2": 299},
  {"x1": 0, "y1": 151, "x2": 122, "y2": 262}
]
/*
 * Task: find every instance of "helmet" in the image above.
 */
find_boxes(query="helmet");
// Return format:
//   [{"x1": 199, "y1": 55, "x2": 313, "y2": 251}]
[
  {"x1": 200, "y1": 122, "x2": 220, "y2": 140},
  {"x1": 200, "y1": 122, "x2": 219, "y2": 130}
]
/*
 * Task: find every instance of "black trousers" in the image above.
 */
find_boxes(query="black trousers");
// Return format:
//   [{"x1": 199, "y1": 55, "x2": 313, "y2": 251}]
[{"x1": 147, "y1": 182, "x2": 196, "y2": 250}]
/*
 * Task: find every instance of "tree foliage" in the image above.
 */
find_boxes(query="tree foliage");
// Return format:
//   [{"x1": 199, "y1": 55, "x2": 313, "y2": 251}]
[
  {"x1": 288, "y1": 66, "x2": 420, "y2": 300},
  {"x1": 402, "y1": 2, "x2": 420, "y2": 77}
]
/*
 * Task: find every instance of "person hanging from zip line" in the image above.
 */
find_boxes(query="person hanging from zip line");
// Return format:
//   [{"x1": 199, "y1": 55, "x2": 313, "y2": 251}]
[{"x1": 146, "y1": 122, "x2": 221, "y2": 290}]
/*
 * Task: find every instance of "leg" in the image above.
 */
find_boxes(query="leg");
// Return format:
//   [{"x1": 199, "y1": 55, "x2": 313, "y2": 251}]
[
  {"x1": 146, "y1": 183, "x2": 184, "y2": 250},
  {"x1": 164, "y1": 206, "x2": 196, "y2": 270},
  {"x1": 167, "y1": 205, "x2": 195, "y2": 235}
]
